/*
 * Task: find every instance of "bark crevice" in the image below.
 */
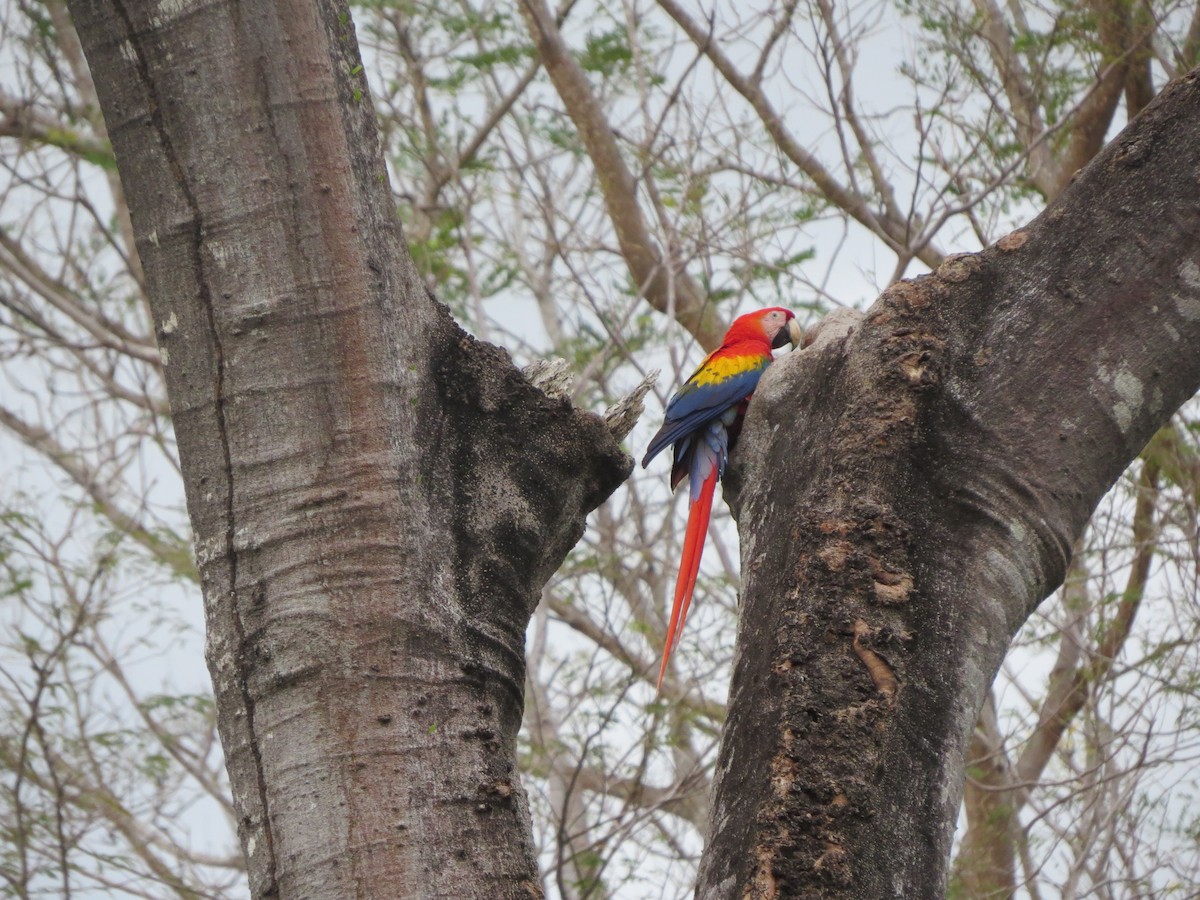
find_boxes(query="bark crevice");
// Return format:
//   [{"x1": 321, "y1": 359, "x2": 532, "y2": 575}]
[{"x1": 110, "y1": 0, "x2": 283, "y2": 885}]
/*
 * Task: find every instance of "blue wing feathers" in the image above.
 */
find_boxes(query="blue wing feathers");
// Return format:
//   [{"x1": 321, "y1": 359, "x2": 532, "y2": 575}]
[
  {"x1": 641, "y1": 363, "x2": 767, "y2": 468},
  {"x1": 664, "y1": 366, "x2": 764, "y2": 419}
]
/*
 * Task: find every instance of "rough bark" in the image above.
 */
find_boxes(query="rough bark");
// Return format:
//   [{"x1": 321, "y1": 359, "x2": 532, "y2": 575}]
[
  {"x1": 703, "y1": 70, "x2": 1200, "y2": 898},
  {"x1": 66, "y1": 0, "x2": 628, "y2": 897}
]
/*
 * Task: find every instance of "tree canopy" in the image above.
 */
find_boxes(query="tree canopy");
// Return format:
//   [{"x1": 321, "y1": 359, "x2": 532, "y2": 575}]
[{"x1": 2, "y1": 0, "x2": 1199, "y2": 897}]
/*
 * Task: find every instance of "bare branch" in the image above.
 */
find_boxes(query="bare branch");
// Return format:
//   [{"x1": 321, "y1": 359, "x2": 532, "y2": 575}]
[
  {"x1": 0, "y1": 405, "x2": 196, "y2": 581},
  {"x1": 0, "y1": 232, "x2": 158, "y2": 364},
  {"x1": 520, "y1": 0, "x2": 728, "y2": 349},
  {"x1": 1015, "y1": 451, "x2": 1161, "y2": 786},
  {"x1": 972, "y1": 0, "x2": 1055, "y2": 194},
  {"x1": 657, "y1": 0, "x2": 945, "y2": 270}
]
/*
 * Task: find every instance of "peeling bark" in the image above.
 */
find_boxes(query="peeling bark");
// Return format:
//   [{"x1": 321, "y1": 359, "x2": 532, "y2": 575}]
[
  {"x1": 703, "y1": 70, "x2": 1200, "y2": 898},
  {"x1": 66, "y1": 0, "x2": 627, "y2": 896}
]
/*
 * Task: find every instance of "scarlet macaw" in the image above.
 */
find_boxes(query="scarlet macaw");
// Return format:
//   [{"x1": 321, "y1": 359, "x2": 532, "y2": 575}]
[{"x1": 642, "y1": 307, "x2": 801, "y2": 690}]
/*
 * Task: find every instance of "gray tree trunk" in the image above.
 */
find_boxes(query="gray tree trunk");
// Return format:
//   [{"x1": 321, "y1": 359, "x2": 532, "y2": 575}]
[
  {"x1": 703, "y1": 71, "x2": 1200, "y2": 898},
  {"x1": 66, "y1": 0, "x2": 627, "y2": 896}
]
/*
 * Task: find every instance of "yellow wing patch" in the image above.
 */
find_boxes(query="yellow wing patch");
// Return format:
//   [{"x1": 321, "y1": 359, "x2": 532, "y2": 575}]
[{"x1": 687, "y1": 352, "x2": 768, "y2": 387}]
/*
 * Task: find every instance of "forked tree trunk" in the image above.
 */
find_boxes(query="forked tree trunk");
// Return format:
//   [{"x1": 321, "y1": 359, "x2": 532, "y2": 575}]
[
  {"x1": 67, "y1": 0, "x2": 1200, "y2": 895},
  {"x1": 704, "y1": 72, "x2": 1200, "y2": 898},
  {"x1": 67, "y1": 0, "x2": 627, "y2": 895}
]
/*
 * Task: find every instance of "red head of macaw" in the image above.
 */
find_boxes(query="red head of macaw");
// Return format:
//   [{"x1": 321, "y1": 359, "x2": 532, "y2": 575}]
[{"x1": 642, "y1": 307, "x2": 802, "y2": 690}]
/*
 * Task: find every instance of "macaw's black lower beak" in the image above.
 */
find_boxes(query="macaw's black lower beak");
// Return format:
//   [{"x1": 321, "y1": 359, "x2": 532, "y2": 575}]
[{"x1": 772, "y1": 318, "x2": 805, "y2": 350}]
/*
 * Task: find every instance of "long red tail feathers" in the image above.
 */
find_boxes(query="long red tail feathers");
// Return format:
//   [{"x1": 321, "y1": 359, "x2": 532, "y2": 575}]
[{"x1": 656, "y1": 469, "x2": 718, "y2": 692}]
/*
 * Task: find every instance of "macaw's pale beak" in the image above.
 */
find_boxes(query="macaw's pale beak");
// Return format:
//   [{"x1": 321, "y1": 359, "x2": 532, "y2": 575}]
[{"x1": 773, "y1": 318, "x2": 804, "y2": 350}]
